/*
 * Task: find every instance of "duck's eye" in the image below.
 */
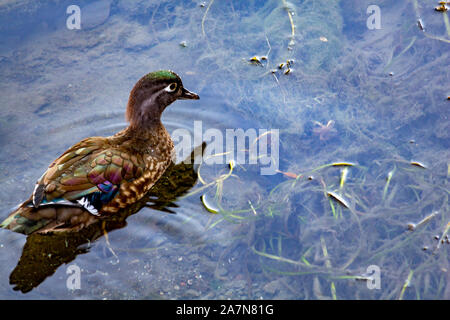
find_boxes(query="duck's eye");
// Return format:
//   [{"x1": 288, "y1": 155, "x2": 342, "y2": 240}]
[{"x1": 165, "y1": 82, "x2": 178, "y2": 93}]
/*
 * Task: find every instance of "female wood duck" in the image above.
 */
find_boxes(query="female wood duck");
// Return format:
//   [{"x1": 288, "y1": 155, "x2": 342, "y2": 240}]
[{"x1": 1, "y1": 70, "x2": 199, "y2": 235}]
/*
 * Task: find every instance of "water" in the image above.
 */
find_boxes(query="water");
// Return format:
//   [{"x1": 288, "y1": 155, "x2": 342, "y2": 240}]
[{"x1": 0, "y1": 0, "x2": 449, "y2": 299}]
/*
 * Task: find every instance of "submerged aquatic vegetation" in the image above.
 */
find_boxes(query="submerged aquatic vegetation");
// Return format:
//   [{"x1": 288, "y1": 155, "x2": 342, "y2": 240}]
[{"x1": 187, "y1": 149, "x2": 449, "y2": 299}]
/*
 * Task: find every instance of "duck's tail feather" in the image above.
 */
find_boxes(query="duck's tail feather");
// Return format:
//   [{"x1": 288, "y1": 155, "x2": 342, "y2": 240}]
[
  {"x1": 1, "y1": 200, "x2": 97, "y2": 235},
  {"x1": 1, "y1": 204, "x2": 53, "y2": 235}
]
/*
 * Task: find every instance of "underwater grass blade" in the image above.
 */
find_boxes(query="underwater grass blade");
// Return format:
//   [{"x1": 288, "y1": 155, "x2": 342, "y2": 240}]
[
  {"x1": 206, "y1": 215, "x2": 225, "y2": 230},
  {"x1": 301, "y1": 255, "x2": 311, "y2": 266},
  {"x1": 398, "y1": 270, "x2": 414, "y2": 300},
  {"x1": 384, "y1": 36, "x2": 416, "y2": 72},
  {"x1": 443, "y1": 10, "x2": 450, "y2": 37},
  {"x1": 382, "y1": 167, "x2": 396, "y2": 201},
  {"x1": 339, "y1": 167, "x2": 348, "y2": 190},
  {"x1": 434, "y1": 221, "x2": 450, "y2": 253},
  {"x1": 321, "y1": 236, "x2": 337, "y2": 300},
  {"x1": 201, "y1": 0, "x2": 215, "y2": 37},
  {"x1": 281, "y1": 0, "x2": 295, "y2": 49},
  {"x1": 252, "y1": 245, "x2": 308, "y2": 268},
  {"x1": 330, "y1": 282, "x2": 337, "y2": 300},
  {"x1": 248, "y1": 200, "x2": 258, "y2": 216},
  {"x1": 328, "y1": 197, "x2": 337, "y2": 219}
]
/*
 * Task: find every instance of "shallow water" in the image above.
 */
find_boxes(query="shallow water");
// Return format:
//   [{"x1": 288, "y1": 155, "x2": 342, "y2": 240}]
[{"x1": 0, "y1": 0, "x2": 449, "y2": 299}]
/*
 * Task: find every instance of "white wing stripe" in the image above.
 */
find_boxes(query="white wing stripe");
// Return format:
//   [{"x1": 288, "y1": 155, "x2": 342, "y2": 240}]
[{"x1": 77, "y1": 197, "x2": 100, "y2": 216}]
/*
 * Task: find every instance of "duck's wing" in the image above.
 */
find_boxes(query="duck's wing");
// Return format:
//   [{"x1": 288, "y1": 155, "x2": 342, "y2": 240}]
[
  {"x1": 1, "y1": 137, "x2": 146, "y2": 234},
  {"x1": 33, "y1": 136, "x2": 145, "y2": 214}
]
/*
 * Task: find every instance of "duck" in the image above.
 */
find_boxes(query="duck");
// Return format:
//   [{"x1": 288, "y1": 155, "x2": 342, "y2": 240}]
[{"x1": 1, "y1": 70, "x2": 199, "y2": 235}]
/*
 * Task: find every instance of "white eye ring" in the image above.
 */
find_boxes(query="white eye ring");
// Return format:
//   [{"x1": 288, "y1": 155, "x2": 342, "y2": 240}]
[{"x1": 164, "y1": 83, "x2": 178, "y2": 93}]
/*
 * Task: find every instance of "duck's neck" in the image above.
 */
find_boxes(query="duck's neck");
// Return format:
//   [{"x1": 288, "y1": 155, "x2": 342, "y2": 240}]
[{"x1": 113, "y1": 120, "x2": 171, "y2": 154}]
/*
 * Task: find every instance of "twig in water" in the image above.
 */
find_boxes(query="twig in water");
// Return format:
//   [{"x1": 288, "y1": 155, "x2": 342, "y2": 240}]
[
  {"x1": 281, "y1": 0, "x2": 296, "y2": 49},
  {"x1": 201, "y1": 0, "x2": 215, "y2": 37}
]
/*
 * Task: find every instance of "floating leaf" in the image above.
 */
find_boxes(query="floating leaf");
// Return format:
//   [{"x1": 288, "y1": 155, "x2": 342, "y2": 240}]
[
  {"x1": 327, "y1": 191, "x2": 350, "y2": 209},
  {"x1": 332, "y1": 162, "x2": 355, "y2": 167},
  {"x1": 201, "y1": 194, "x2": 219, "y2": 214},
  {"x1": 276, "y1": 170, "x2": 298, "y2": 179},
  {"x1": 410, "y1": 161, "x2": 427, "y2": 169}
]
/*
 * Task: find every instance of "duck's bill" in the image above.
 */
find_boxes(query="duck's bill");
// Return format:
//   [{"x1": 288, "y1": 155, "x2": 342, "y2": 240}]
[{"x1": 179, "y1": 87, "x2": 200, "y2": 100}]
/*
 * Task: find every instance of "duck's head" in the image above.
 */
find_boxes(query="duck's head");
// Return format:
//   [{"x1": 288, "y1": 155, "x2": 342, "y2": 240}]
[{"x1": 126, "y1": 70, "x2": 199, "y2": 128}]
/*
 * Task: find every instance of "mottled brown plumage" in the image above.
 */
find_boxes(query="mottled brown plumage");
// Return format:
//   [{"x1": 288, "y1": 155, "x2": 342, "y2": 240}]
[{"x1": 1, "y1": 70, "x2": 199, "y2": 234}]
